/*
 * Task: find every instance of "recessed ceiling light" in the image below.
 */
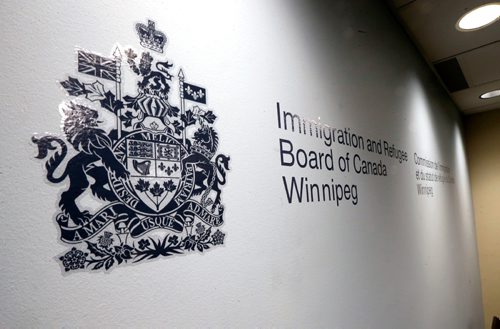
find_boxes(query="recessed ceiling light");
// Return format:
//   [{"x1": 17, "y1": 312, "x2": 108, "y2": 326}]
[
  {"x1": 480, "y1": 89, "x2": 500, "y2": 99},
  {"x1": 456, "y1": 2, "x2": 500, "y2": 31}
]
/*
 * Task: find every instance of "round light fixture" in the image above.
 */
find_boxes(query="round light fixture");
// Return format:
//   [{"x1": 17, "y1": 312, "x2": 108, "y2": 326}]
[
  {"x1": 456, "y1": 2, "x2": 500, "y2": 31},
  {"x1": 480, "y1": 89, "x2": 500, "y2": 99}
]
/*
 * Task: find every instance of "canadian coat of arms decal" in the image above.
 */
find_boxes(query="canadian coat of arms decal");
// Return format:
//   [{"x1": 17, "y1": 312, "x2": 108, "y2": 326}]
[{"x1": 32, "y1": 20, "x2": 231, "y2": 273}]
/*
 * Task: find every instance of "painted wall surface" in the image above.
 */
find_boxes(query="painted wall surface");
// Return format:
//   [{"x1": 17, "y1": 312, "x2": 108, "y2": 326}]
[
  {"x1": 465, "y1": 109, "x2": 500, "y2": 329},
  {"x1": 0, "y1": 0, "x2": 483, "y2": 328}
]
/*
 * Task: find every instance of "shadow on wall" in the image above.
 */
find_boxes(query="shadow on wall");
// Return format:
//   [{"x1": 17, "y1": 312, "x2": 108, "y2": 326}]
[{"x1": 492, "y1": 316, "x2": 500, "y2": 329}]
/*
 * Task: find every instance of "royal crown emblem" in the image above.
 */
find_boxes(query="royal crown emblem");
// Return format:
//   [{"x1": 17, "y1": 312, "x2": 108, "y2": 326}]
[
  {"x1": 135, "y1": 20, "x2": 167, "y2": 53},
  {"x1": 32, "y1": 19, "x2": 230, "y2": 273}
]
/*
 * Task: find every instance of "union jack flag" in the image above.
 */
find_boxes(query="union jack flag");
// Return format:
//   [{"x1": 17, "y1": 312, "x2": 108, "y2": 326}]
[{"x1": 77, "y1": 50, "x2": 118, "y2": 81}]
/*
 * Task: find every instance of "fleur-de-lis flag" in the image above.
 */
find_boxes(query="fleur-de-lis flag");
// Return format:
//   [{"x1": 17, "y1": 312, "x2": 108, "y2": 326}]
[{"x1": 183, "y1": 82, "x2": 206, "y2": 104}]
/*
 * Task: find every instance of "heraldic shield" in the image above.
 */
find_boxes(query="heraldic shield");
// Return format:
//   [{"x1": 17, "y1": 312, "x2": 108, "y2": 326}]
[
  {"x1": 32, "y1": 19, "x2": 231, "y2": 273},
  {"x1": 111, "y1": 129, "x2": 194, "y2": 215}
]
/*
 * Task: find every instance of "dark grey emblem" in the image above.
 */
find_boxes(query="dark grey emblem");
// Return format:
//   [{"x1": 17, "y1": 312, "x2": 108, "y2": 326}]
[{"x1": 33, "y1": 19, "x2": 230, "y2": 273}]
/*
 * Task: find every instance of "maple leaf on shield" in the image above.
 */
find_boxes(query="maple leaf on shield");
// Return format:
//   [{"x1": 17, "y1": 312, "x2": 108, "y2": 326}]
[
  {"x1": 135, "y1": 179, "x2": 150, "y2": 193},
  {"x1": 149, "y1": 182, "x2": 165, "y2": 197},
  {"x1": 163, "y1": 179, "x2": 177, "y2": 193}
]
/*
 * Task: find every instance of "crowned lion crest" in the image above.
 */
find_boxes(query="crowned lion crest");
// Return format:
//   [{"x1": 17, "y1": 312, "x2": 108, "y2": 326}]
[{"x1": 32, "y1": 19, "x2": 231, "y2": 273}]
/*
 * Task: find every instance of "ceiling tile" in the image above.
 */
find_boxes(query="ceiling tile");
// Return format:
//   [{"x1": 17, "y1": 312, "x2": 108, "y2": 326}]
[
  {"x1": 458, "y1": 41, "x2": 500, "y2": 87},
  {"x1": 397, "y1": 0, "x2": 500, "y2": 61},
  {"x1": 451, "y1": 80, "x2": 500, "y2": 113}
]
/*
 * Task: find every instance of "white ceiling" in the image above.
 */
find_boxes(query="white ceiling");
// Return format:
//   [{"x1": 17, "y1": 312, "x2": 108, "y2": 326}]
[{"x1": 388, "y1": 0, "x2": 500, "y2": 114}]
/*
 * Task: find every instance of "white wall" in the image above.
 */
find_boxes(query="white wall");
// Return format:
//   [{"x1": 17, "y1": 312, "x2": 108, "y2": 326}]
[{"x1": 0, "y1": 0, "x2": 483, "y2": 328}]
